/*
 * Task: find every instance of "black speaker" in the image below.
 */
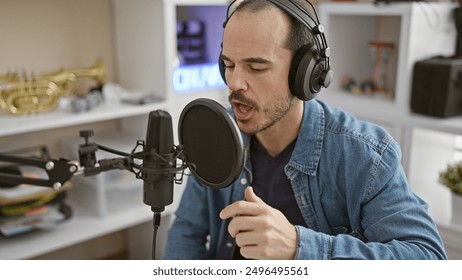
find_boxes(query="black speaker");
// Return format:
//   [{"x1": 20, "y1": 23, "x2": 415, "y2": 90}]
[
  {"x1": 411, "y1": 56, "x2": 462, "y2": 118},
  {"x1": 218, "y1": 0, "x2": 333, "y2": 101}
]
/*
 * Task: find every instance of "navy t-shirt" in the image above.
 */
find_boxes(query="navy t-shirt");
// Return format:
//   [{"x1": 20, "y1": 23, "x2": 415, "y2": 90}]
[
  {"x1": 233, "y1": 137, "x2": 307, "y2": 259},
  {"x1": 250, "y1": 136, "x2": 307, "y2": 227}
]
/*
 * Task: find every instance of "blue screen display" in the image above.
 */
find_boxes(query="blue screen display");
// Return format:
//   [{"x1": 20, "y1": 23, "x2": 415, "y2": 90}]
[
  {"x1": 174, "y1": 5, "x2": 227, "y2": 94},
  {"x1": 173, "y1": 62, "x2": 226, "y2": 93}
]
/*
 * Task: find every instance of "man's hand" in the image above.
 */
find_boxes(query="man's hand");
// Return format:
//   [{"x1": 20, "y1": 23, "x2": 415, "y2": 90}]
[{"x1": 219, "y1": 186, "x2": 297, "y2": 259}]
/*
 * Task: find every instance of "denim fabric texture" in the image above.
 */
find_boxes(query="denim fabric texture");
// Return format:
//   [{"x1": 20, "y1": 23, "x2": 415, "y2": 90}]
[{"x1": 164, "y1": 99, "x2": 447, "y2": 260}]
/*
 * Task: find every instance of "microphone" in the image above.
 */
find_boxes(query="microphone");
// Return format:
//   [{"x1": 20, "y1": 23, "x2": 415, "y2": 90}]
[
  {"x1": 142, "y1": 110, "x2": 175, "y2": 213},
  {"x1": 141, "y1": 98, "x2": 244, "y2": 212}
]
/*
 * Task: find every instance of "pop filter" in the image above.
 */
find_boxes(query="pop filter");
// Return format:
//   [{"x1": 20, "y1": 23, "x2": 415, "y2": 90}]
[{"x1": 178, "y1": 98, "x2": 244, "y2": 189}]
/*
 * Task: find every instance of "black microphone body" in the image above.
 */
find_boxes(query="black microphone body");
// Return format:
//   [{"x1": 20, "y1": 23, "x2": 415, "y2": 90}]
[
  {"x1": 455, "y1": 6, "x2": 462, "y2": 57},
  {"x1": 143, "y1": 110, "x2": 175, "y2": 212}
]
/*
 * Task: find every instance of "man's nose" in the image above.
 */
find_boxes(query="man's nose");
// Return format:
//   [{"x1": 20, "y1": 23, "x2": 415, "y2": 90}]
[{"x1": 226, "y1": 67, "x2": 248, "y2": 93}]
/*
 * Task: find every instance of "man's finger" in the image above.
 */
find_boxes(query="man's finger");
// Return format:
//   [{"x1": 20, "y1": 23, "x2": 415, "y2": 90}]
[
  {"x1": 244, "y1": 186, "x2": 264, "y2": 203},
  {"x1": 219, "y1": 187, "x2": 264, "y2": 219}
]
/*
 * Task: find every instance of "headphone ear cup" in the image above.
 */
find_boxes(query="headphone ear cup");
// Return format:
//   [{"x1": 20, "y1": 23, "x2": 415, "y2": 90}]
[
  {"x1": 218, "y1": 52, "x2": 227, "y2": 84},
  {"x1": 310, "y1": 61, "x2": 325, "y2": 94},
  {"x1": 289, "y1": 44, "x2": 318, "y2": 101}
]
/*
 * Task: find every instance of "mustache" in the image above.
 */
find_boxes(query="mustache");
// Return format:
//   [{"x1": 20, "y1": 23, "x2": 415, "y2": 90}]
[{"x1": 228, "y1": 91, "x2": 259, "y2": 110}]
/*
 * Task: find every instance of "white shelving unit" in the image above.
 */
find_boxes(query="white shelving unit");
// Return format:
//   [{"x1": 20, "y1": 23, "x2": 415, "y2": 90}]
[
  {"x1": 0, "y1": 100, "x2": 169, "y2": 138},
  {"x1": 318, "y1": 2, "x2": 458, "y2": 145},
  {"x1": 0, "y1": 98, "x2": 181, "y2": 259},
  {"x1": 0, "y1": 203, "x2": 152, "y2": 260},
  {"x1": 0, "y1": 0, "x2": 228, "y2": 260},
  {"x1": 318, "y1": 2, "x2": 462, "y2": 258},
  {"x1": 113, "y1": 0, "x2": 229, "y2": 117}
]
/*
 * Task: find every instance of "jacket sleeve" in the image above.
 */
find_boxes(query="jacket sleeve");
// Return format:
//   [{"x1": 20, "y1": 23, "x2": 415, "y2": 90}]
[
  {"x1": 163, "y1": 176, "x2": 210, "y2": 259},
  {"x1": 295, "y1": 140, "x2": 447, "y2": 260}
]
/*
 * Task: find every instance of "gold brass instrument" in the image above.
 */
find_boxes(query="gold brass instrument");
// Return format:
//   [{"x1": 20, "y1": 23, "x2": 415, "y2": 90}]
[
  {"x1": 39, "y1": 58, "x2": 106, "y2": 96},
  {"x1": 0, "y1": 58, "x2": 106, "y2": 114}
]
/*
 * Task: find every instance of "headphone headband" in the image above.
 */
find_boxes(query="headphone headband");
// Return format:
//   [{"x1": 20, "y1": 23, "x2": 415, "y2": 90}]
[
  {"x1": 224, "y1": 0, "x2": 329, "y2": 56},
  {"x1": 266, "y1": 0, "x2": 330, "y2": 64},
  {"x1": 220, "y1": 0, "x2": 333, "y2": 100}
]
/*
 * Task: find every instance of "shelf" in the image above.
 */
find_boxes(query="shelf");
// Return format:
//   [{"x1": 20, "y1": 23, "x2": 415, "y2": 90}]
[
  {"x1": 0, "y1": 203, "x2": 151, "y2": 260},
  {"x1": 318, "y1": 90, "x2": 400, "y2": 120},
  {"x1": 438, "y1": 222, "x2": 462, "y2": 258},
  {"x1": 0, "y1": 0, "x2": 218, "y2": 260},
  {"x1": 318, "y1": 2, "x2": 461, "y2": 235},
  {"x1": 319, "y1": 2, "x2": 457, "y2": 118},
  {"x1": 407, "y1": 114, "x2": 462, "y2": 136},
  {"x1": 0, "y1": 99, "x2": 169, "y2": 137},
  {"x1": 319, "y1": 2, "x2": 416, "y2": 16},
  {"x1": 0, "y1": 188, "x2": 181, "y2": 260}
]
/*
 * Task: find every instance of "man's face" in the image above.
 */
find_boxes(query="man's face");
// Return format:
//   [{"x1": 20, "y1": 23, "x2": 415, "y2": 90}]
[{"x1": 221, "y1": 7, "x2": 295, "y2": 135}]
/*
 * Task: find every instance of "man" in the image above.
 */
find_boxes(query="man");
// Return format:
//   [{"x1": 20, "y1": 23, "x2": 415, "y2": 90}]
[{"x1": 164, "y1": 0, "x2": 447, "y2": 259}]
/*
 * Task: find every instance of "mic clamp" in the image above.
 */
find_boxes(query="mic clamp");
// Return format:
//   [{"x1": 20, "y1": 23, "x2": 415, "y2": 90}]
[
  {"x1": 131, "y1": 140, "x2": 188, "y2": 185},
  {"x1": 77, "y1": 130, "x2": 188, "y2": 184}
]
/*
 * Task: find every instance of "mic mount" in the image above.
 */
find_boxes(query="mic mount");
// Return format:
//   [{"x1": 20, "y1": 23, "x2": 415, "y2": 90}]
[
  {"x1": 0, "y1": 154, "x2": 79, "y2": 191},
  {"x1": 77, "y1": 129, "x2": 189, "y2": 192},
  {"x1": 0, "y1": 129, "x2": 189, "y2": 198}
]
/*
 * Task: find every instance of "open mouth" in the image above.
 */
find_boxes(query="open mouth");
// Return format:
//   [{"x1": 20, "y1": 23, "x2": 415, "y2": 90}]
[{"x1": 232, "y1": 101, "x2": 254, "y2": 121}]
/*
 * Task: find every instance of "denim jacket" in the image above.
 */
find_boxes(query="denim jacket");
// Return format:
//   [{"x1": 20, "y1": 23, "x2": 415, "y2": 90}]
[{"x1": 164, "y1": 99, "x2": 447, "y2": 260}]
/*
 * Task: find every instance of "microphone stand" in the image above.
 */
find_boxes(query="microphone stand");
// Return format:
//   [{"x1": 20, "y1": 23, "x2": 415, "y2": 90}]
[
  {"x1": 78, "y1": 130, "x2": 188, "y2": 259},
  {"x1": 0, "y1": 129, "x2": 188, "y2": 260},
  {"x1": 0, "y1": 154, "x2": 78, "y2": 190}
]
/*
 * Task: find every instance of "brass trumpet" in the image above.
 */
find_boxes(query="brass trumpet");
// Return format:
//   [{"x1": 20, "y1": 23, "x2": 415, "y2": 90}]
[
  {"x1": 0, "y1": 58, "x2": 107, "y2": 114},
  {"x1": 40, "y1": 58, "x2": 106, "y2": 96}
]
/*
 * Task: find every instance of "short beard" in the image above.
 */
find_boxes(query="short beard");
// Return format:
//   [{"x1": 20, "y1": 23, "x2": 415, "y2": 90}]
[{"x1": 229, "y1": 90, "x2": 295, "y2": 135}]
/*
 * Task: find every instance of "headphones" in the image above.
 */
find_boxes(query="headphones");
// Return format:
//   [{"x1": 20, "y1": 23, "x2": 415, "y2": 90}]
[{"x1": 219, "y1": 0, "x2": 334, "y2": 101}]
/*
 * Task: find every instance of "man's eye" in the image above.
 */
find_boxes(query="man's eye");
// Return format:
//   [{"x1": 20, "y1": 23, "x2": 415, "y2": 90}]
[
  {"x1": 224, "y1": 64, "x2": 234, "y2": 69},
  {"x1": 251, "y1": 67, "x2": 265, "y2": 72}
]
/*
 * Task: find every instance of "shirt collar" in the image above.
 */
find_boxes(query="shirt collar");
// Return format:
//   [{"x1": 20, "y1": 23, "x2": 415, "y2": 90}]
[
  {"x1": 231, "y1": 99, "x2": 325, "y2": 176},
  {"x1": 288, "y1": 100, "x2": 325, "y2": 176}
]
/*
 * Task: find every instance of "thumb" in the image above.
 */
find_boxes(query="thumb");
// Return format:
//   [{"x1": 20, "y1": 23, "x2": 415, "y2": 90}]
[{"x1": 245, "y1": 186, "x2": 263, "y2": 203}]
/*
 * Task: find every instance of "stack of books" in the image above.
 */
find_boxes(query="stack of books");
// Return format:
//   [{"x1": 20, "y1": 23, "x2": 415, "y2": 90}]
[{"x1": 0, "y1": 166, "x2": 72, "y2": 237}]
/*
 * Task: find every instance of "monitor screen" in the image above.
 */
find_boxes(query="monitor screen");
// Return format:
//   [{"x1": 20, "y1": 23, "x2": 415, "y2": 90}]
[{"x1": 173, "y1": 5, "x2": 228, "y2": 94}]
